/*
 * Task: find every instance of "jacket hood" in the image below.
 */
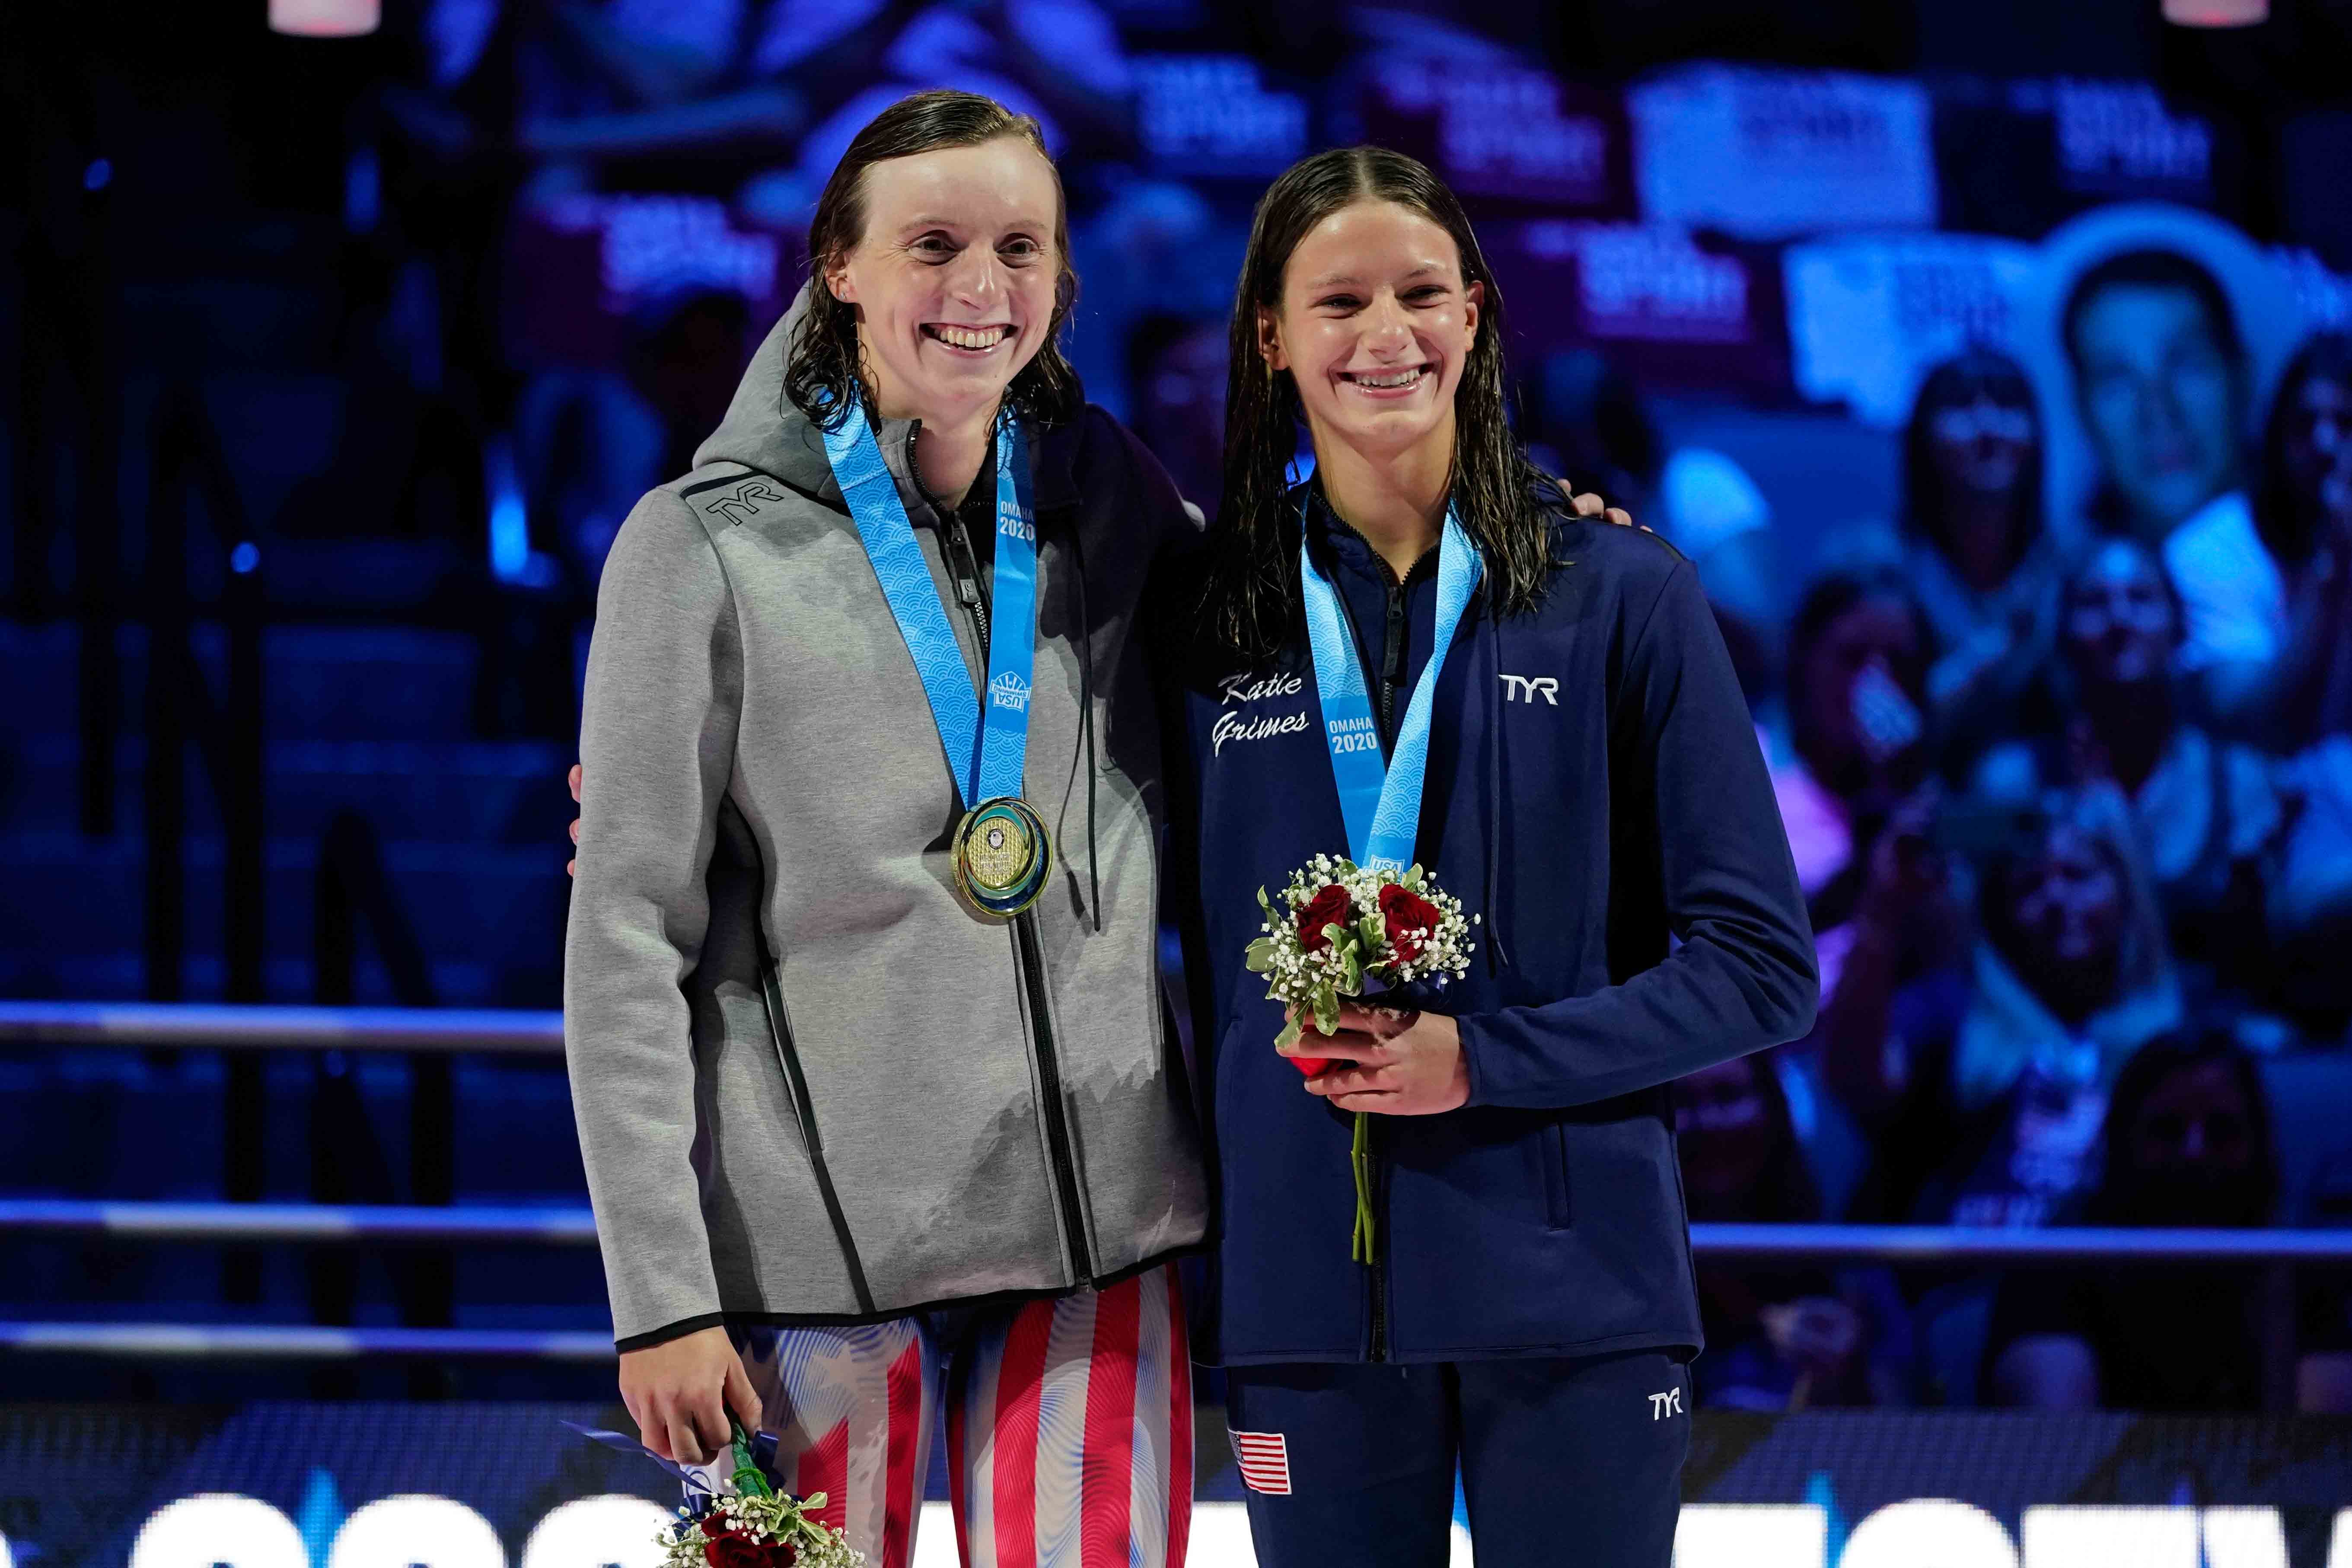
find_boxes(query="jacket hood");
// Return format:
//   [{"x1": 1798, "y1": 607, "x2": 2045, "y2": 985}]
[{"x1": 693, "y1": 281, "x2": 842, "y2": 505}]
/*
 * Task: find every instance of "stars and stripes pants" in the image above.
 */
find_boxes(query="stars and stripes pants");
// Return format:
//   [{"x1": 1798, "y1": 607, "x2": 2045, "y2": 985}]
[{"x1": 709, "y1": 1266, "x2": 1191, "y2": 1568}]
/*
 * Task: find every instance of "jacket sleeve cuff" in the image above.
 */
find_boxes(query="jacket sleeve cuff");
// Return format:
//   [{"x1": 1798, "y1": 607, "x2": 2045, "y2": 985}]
[
  {"x1": 614, "y1": 1310, "x2": 729, "y2": 1355},
  {"x1": 1454, "y1": 1011, "x2": 1496, "y2": 1109}
]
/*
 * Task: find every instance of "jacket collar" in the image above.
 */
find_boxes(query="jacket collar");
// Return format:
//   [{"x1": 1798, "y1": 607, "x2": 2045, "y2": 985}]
[
  {"x1": 767, "y1": 400, "x2": 1081, "y2": 528},
  {"x1": 1303, "y1": 480, "x2": 1441, "y2": 590}
]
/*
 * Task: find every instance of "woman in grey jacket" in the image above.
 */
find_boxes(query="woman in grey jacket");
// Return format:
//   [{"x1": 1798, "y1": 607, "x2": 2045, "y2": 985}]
[{"x1": 564, "y1": 91, "x2": 1208, "y2": 1568}]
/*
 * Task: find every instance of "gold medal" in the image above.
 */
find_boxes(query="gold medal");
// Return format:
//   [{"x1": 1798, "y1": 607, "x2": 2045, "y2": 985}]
[{"x1": 951, "y1": 797, "x2": 1054, "y2": 920}]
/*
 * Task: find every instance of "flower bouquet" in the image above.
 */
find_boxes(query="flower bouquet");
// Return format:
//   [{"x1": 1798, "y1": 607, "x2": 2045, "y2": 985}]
[
  {"x1": 564, "y1": 1414, "x2": 863, "y2": 1568},
  {"x1": 1244, "y1": 855, "x2": 1476, "y2": 1260},
  {"x1": 647, "y1": 1419, "x2": 863, "y2": 1568}
]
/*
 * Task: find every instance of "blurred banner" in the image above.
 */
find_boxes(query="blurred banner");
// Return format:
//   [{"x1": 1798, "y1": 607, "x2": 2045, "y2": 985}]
[{"x1": 3, "y1": 1405, "x2": 2351, "y2": 1565}]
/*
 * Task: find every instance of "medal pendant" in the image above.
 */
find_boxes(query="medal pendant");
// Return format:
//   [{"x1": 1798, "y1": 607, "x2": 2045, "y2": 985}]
[{"x1": 951, "y1": 797, "x2": 1053, "y2": 920}]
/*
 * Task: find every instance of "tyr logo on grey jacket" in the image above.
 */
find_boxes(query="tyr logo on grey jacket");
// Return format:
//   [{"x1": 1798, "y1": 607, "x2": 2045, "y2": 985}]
[
  {"x1": 1499, "y1": 673, "x2": 1560, "y2": 705},
  {"x1": 701, "y1": 480, "x2": 786, "y2": 524}
]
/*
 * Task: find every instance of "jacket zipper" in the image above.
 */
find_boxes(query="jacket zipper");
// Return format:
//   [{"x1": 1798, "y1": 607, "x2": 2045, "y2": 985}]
[
  {"x1": 926, "y1": 425, "x2": 1097, "y2": 1286},
  {"x1": 1367, "y1": 549, "x2": 1426, "y2": 1364}
]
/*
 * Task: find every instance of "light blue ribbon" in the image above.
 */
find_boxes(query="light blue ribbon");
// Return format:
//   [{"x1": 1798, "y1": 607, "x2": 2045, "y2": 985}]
[
  {"x1": 822, "y1": 400, "x2": 1038, "y2": 807},
  {"x1": 1298, "y1": 504, "x2": 1482, "y2": 873}
]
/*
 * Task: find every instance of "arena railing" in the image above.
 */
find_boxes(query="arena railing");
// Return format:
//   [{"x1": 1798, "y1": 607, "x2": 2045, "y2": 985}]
[{"x1": 4, "y1": 1003, "x2": 2346, "y2": 1409}]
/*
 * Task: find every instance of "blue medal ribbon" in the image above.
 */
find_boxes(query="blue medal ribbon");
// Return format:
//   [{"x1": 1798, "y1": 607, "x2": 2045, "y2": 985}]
[
  {"x1": 1298, "y1": 502, "x2": 1482, "y2": 873},
  {"x1": 822, "y1": 398, "x2": 1039, "y2": 810}
]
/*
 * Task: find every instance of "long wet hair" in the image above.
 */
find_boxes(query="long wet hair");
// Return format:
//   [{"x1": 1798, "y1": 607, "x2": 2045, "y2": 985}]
[
  {"x1": 1201, "y1": 146, "x2": 1566, "y2": 664},
  {"x1": 785, "y1": 90, "x2": 1082, "y2": 430}
]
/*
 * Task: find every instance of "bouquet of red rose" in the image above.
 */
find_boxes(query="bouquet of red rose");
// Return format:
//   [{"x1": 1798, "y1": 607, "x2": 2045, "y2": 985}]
[
  {"x1": 654, "y1": 1421, "x2": 863, "y2": 1568},
  {"x1": 1245, "y1": 855, "x2": 1476, "y2": 1260}
]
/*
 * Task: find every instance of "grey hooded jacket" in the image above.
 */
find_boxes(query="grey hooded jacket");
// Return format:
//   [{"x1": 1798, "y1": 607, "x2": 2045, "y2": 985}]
[{"x1": 564, "y1": 303, "x2": 1209, "y2": 1350}]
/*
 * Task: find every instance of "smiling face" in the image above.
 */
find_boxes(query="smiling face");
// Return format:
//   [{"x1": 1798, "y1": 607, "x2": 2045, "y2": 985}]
[
  {"x1": 825, "y1": 137, "x2": 1061, "y2": 426},
  {"x1": 1258, "y1": 199, "x2": 1482, "y2": 466}
]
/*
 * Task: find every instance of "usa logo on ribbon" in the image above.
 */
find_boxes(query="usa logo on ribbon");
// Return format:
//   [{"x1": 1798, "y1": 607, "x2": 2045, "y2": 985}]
[{"x1": 988, "y1": 671, "x2": 1031, "y2": 713}]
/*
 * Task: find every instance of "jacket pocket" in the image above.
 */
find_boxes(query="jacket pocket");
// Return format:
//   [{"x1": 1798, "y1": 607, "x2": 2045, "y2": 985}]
[
  {"x1": 1544, "y1": 1119, "x2": 1572, "y2": 1229},
  {"x1": 756, "y1": 950, "x2": 877, "y2": 1315}
]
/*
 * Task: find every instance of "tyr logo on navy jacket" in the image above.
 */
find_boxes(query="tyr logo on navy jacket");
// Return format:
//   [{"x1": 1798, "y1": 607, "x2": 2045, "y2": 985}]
[
  {"x1": 1498, "y1": 672, "x2": 1559, "y2": 704},
  {"x1": 1165, "y1": 497, "x2": 1818, "y2": 1369}
]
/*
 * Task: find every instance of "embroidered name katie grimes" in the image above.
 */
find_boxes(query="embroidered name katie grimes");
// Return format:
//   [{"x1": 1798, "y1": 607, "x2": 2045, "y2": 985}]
[{"x1": 1212, "y1": 668, "x2": 1312, "y2": 756}]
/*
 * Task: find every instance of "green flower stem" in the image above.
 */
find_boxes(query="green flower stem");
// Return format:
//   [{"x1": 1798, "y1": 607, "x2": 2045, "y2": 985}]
[
  {"x1": 727, "y1": 1416, "x2": 774, "y2": 1499},
  {"x1": 1350, "y1": 1111, "x2": 1376, "y2": 1265}
]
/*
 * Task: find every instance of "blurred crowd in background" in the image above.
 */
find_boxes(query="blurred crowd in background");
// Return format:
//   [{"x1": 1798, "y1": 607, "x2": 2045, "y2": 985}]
[{"x1": 9, "y1": 0, "x2": 2352, "y2": 1414}]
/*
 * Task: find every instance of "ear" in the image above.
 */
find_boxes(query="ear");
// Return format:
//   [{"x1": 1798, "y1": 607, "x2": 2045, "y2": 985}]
[
  {"x1": 1256, "y1": 307, "x2": 1288, "y2": 373},
  {"x1": 1463, "y1": 278, "x2": 1484, "y2": 343},
  {"x1": 825, "y1": 259, "x2": 858, "y2": 307}
]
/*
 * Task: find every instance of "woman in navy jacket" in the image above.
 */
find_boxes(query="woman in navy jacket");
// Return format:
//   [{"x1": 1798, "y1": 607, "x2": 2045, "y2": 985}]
[{"x1": 1164, "y1": 147, "x2": 1819, "y2": 1567}]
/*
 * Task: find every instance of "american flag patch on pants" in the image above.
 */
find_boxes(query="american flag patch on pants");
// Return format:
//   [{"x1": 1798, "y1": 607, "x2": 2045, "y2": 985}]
[{"x1": 1229, "y1": 1429, "x2": 1292, "y2": 1495}]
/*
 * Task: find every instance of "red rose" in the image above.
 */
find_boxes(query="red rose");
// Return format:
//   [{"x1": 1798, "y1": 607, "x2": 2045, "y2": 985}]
[
  {"x1": 1377, "y1": 883, "x2": 1441, "y2": 962},
  {"x1": 703, "y1": 1528, "x2": 784, "y2": 1568},
  {"x1": 1295, "y1": 884, "x2": 1353, "y2": 952}
]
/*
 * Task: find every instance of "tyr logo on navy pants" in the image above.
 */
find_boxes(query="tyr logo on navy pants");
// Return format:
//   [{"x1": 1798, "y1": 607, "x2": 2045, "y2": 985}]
[{"x1": 1224, "y1": 1349, "x2": 1690, "y2": 1568}]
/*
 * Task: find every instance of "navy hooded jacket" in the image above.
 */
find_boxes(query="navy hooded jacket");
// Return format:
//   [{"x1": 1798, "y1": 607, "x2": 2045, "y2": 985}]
[{"x1": 1163, "y1": 493, "x2": 1818, "y2": 1366}]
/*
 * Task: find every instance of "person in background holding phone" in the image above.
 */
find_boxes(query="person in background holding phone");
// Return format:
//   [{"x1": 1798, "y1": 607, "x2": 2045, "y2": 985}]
[{"x1": 1765, "y1": 571, "x2": 1965, "y2": 1020}]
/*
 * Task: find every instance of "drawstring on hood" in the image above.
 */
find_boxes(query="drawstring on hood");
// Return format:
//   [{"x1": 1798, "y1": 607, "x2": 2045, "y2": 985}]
[{"x1": 1481, "y1": 603, "x2": 1513, "y2": 975}]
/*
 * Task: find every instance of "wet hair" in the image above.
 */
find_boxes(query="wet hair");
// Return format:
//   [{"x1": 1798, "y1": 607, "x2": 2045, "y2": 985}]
[
  {"x1": 1901, "y1": 348, "x2": 2045, "y2": 579},
  {"x1": 2255, "y1": 331, "x2": 2352, "y2": 568},
  {"x1": 786, "y1": 90, "x2": 1080, "y2": 430},
  {"x1": 1199, "y1": 146, "x2": 1567, "y2": 664},
  {"x1": 2090, "y1": 1029, "x2": 2279, "y2": 1225},
  {"x1": 2062, "y1": 248, "x2": 2244, "y2": 375}
]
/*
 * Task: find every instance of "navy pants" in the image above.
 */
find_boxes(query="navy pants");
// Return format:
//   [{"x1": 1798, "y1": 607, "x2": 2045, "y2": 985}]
[{"x1": 1224, "y1": 1349, "x2": 1690, "y2": 1568}]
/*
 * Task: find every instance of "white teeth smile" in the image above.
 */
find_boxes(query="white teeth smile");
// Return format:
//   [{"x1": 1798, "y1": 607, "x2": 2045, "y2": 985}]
[
  {"x1": 926, "y1": 324, "x2": 1014, "y2": 351},
  {"x1": 1345, "y1": 366, "x2": 1428, "y2": 389}
]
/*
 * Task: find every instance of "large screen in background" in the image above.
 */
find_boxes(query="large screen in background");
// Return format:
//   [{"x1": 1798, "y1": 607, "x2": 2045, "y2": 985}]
[{"x1": 3, "y1": 1405, "x2": 2350, "y2": 1566}]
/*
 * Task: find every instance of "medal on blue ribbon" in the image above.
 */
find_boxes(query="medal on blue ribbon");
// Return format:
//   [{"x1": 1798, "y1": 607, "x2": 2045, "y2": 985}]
[
  {"x1": 824, "y1": 399, "x2": 1053, "y2": 920},
  {"x1": 1299, "y1": 503, "x2": 1483, "y2": 873}
]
